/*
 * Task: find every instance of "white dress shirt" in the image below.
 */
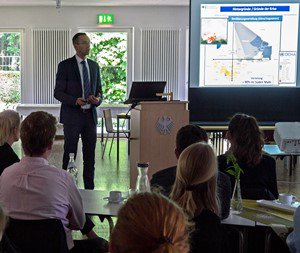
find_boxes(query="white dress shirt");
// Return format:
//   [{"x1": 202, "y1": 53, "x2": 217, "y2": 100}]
[
  {"x1": 75, "y1": 54, "x2": 91, "y2": 109},
  {"x1": 0, "y1": 156, "x2": 85, "y2": 249}
]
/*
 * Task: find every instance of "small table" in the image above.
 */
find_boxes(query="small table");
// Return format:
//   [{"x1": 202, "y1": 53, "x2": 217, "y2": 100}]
[
  {"x1": 79, "y1": 189, "x2": 124, "y2": 233},
  {"x1": 116, "y1": 113, "x2": 130, "y2": 161},
  {"x1": 263, "y1": 144, "x2": 299, "y2": 176}
]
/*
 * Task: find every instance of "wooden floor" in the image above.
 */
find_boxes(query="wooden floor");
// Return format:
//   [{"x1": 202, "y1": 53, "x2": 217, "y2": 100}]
[{"x1": 11, "y1": 138, "x2": 300, "y2": 240}]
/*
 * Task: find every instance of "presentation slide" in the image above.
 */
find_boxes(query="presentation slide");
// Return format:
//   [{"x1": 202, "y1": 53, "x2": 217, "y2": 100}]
[{"x1": 199, "y1": 3, "x2": 299, "y2": 87}]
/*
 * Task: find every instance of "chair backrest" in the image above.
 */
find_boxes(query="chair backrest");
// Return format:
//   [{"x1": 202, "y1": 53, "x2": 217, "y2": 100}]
[
  {"x1": 103, "y1": 109, "x2": 114, "y2": 133},
  {"x1": 5, "y1": 218, "x2": 69, "y2": 253}
]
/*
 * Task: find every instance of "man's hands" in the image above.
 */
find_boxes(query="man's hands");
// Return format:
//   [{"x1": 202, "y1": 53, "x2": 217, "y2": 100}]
[
  {"x1": 76, "y1": 97, "x2": 87, "y2": 106},
  {"x1": 75, "y1": 95, "x2": 101, "y2": 106},
  {"x1": 87, "y1": 95, "x2": 101, "y2": 105}
]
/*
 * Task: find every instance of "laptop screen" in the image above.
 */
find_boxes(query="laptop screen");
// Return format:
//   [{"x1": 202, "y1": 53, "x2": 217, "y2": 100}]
[{"x1": 124, "y1": 81, "x2": 167, "y2": 104}]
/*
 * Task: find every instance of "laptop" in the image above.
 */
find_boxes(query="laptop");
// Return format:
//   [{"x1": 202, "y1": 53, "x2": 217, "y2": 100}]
[{"x1": 124, "y1": 81, "x2": 167, "y2": 104}]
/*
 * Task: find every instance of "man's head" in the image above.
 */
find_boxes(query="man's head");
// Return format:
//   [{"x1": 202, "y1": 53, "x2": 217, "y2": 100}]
[
  {"x1": 175, "y1": 124, "x2": 208, "y2": 158},
  {"x1": 72, "y1": 33, "x2": 90, "y2": 59},
  {"x1": 20, "y1": 111, "x2": 57, "y2": 157}
]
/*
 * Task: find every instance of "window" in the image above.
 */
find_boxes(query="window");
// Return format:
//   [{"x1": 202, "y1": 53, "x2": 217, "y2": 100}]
[
  {"x1": 0, "y1": 30, "x2": 22, "y2": 109},
  {"x1": 85, "y1": 29, "x2": 132, "y2": 104}
]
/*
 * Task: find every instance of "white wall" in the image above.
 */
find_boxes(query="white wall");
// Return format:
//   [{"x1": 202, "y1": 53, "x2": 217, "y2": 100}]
[{"x1": 0, "y1": 6, "x2": 189, "y2": 102}]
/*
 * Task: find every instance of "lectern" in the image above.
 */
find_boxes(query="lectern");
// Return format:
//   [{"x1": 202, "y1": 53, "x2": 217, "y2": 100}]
[{"x1": 129, "y1": 101, "x2": 189, "y2": 187}]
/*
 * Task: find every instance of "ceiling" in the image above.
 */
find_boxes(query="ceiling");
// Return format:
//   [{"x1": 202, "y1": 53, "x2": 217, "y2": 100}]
[{"x1": 0, "y1": 0, "x2": 189, "y2": 7}]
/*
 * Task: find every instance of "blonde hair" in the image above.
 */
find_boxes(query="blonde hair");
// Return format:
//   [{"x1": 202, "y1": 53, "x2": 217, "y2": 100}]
[
  {"x1": 0, "y1": 110, "x2": 20, "y2": 146},
  {"x1": 110, "y1": 192, "x2": 189, "y2": 253},
  {"x1": 171, "y1": 142, "x2": 219, "y2": 218}
]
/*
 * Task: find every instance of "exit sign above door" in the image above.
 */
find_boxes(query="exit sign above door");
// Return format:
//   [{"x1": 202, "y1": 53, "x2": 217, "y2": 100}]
[{"x1": 98, "y1": 14, "x2": 114, "y2": 25}]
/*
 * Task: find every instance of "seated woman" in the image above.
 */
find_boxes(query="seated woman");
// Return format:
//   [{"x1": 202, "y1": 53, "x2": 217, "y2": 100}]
[
  {"x1": 110, "y1": 192, "x2": 189, "y2": 253},
  {"x1": 171, "y1": 142, "x2": 229, "y2": 253},
  {"x1": 218, "y1": 113, "x2": 279, "y2": 200},
  {"x1": 0, "y1": 110, "x2": 21, "y2": 175}
]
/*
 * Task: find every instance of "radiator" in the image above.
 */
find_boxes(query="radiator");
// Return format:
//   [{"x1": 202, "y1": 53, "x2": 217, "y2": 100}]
[
  {"x1": 141, "y1": 28, "x2": 181, "y2": 99},
  {"x1": 32, "y1": 28, "x2": 71, "y2": 104}
]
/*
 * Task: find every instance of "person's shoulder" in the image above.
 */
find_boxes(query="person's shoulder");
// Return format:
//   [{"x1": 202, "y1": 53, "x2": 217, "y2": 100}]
[
  {"x1": 0, "y1": 162, "x2": 19, "y2": 178},
  {"x1": 152, "y1": 166, "x2": 176, "y2": 179},
  {"x1": 261, "y1": 154, "x2": 276, "y2": 166},
  {"x1": 59, "y1": 56, "x2": 75, "y2": 66},
  {"x1": 217, "y1": 154, "x2": 227, "y2": 162},
  {"x1": 217, "y1": 171, "x2": 230, "y2": 183},
  {"x1": 87, "y1": 58, "x2": 98, "y2": 66},
  {"x1": 217, "y1": 154, "x2": 228, "y2": 172}
]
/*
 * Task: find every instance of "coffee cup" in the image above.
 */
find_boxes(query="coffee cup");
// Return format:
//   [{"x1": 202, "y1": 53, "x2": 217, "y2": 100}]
[
  {"x1": 278, "y1": 193, "x2": 294, "y2": 205},
  {"x1": 108, "y1": 191, "x2": 123, "y2": 202}
]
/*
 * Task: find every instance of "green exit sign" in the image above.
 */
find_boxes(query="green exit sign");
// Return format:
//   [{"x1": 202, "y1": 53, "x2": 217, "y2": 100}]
[{"x1": 98, "y1": 14, "x2": 114, "y2": 24}]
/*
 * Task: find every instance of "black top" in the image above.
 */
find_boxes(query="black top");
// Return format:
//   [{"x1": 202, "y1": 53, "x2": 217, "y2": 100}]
[
  {"x1": 150, "y1": 166, "x2": 231, "y2": 219},
  {"x1": 190, "y1": 209, "x2": 230, "y2": 253},
  {"x1": 0, "y1": 143, "x2": 20, "y2": 176},
  {"x1": 218, "y1": 154, "x2": 279, "y2": 199}
]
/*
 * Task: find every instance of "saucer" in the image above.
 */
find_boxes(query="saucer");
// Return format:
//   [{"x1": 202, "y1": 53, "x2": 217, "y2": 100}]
[
  {"x1": 273, "y1": 200, "x2": 292, "y2": 206},
  {"x1": 103, "y1": 197, "x2": 126, "y2": 203}
]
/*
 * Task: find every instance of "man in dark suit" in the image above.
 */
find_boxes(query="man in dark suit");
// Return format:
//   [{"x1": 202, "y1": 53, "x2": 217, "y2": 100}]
[
  {"x1": 54, "y1": 32, "x2": 102, "y2": 190},
  {"x1": 151, "y1": 125, "x2": 231, "y2": 220}
]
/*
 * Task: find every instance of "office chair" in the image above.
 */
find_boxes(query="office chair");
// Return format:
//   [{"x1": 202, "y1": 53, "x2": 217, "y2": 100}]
[{"x1": 5, "y1": 218, "x2": 69, "y2": 253}]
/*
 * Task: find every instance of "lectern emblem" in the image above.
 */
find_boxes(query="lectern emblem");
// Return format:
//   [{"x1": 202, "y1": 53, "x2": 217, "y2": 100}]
[{"x1": 156, "y1": 116, "x2": 174, "y2": 135}]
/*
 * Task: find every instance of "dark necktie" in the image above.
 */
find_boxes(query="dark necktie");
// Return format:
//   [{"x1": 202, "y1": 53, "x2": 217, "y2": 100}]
[{"x1": 81, "y1": 60, "x2": 91, "y2": 99}]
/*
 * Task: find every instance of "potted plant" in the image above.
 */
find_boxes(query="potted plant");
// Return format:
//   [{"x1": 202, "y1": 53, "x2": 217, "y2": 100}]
[{"x1": 226, "y1": 151, "x2": 244, "y2": 213}]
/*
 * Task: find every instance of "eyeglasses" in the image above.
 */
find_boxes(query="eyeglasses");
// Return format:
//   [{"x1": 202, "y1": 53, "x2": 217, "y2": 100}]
[{"x1": 76, "y1": 42, "x2": 90, "y2": 45}]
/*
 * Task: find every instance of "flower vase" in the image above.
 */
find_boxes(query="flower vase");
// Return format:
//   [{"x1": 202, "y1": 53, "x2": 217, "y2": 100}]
[{"x1": 231, "y1": 178, "x2": 243, "y2": 213}]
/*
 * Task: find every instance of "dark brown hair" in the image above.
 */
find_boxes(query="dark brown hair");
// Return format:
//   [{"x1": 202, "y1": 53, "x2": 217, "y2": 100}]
[
  {"x1": 228, "y1": 113, "x2": 264, "y2": 167},
  {"x1": 176, "y1": 125, "x2": 208, "y2": 154},
  {"x1": 72, "y1": 32, "x2": 87, "y2": 44},
  {"x1": 20, "y1": 111, "x2": 57, "y2": 156},
  {"x1": 110, "y1": 192, "x2": 189, "y2": 253}
]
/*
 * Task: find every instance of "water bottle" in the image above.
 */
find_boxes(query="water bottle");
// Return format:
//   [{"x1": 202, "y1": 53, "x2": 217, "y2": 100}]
[
  {"x1": 135, "y1": 162, "x2": 150, "y2": 193},
  {"x1": 67, "y1": 153, "x2": 78, "y2": 186}
]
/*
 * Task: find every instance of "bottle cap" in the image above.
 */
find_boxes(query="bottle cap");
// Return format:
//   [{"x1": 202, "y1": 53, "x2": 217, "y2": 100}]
[{"x1": 137, "y1": 162, "x2": 149, "y2": 168}]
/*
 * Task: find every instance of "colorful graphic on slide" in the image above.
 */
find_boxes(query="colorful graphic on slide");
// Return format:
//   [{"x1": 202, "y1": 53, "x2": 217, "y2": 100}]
[{"x1": 199, "y1": 4, "x2": 299, "y2": 87}]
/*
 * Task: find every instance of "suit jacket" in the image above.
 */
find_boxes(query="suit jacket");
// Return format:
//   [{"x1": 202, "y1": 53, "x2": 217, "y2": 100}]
[
  {"x1": 150, "y1": 166, "x2": 231, "y2": 220},
  {"x1": 54, "y1": 56, "x2": 102, "y2": 125}
]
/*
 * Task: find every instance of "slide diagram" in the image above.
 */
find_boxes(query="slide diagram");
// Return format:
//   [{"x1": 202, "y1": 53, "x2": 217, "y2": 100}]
[
  {"x1": 199, "y1": 4, "x2": 299, "y2": 87},
  {"x1": 234, "y1": 23, "x2": 272, "y2": 60}
]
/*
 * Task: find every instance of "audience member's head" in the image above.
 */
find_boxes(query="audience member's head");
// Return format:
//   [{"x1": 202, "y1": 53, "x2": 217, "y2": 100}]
[
  {"x1": 175, "y1": 124, "x2": 208, "y2": 157},
  {"x1": 171, "y1": 142, "x2": 218, "y2": 218},
  {"x1": 0, "y1": 204, "x2": 7, "y2": 240},
  {"x1": 20, "y1": 111, "x2": 56, "y2": 157},
  {"x1": 110, "y1": 192, "x2": 189, "y2": 253},
  {"x1": 227, "y1": 113, "x2": 264, "y2": 166},
  {"x1": 0, "y1": 110, "x2": 20, "y2": 146}
]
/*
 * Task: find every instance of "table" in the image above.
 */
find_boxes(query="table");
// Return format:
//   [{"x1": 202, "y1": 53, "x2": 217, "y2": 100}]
[
  {"x1": 116, "y1": 113, "x2": 130, "y2": 161},
  {"x1": 263, "y1": 144, "x2": 299, "y2": 176},
  {"x1": 79, "y1": 189, "x2": 124, "y2": 233}
]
